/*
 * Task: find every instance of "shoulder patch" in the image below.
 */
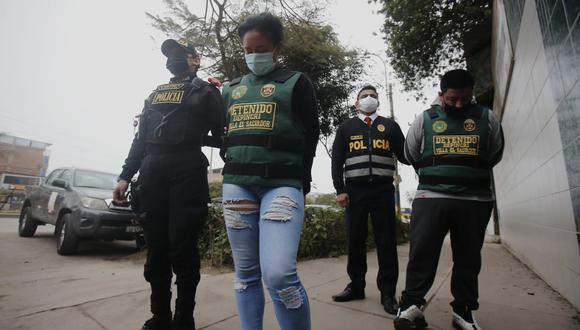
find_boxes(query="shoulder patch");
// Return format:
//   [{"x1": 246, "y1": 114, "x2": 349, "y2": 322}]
[
  {"x1": 231, "y1": 85, "x2": 248, "y2": 100},
  {"x1": 432, "y1": 120, "x2": 447, "y2": 133}
]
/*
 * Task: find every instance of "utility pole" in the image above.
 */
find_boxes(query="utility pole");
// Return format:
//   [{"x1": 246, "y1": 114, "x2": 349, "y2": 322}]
[
  {"x1": 367, "y1": 52, "x2": 402, "y2": 214},
  {"x1": 388, "y1": 83, "x2": 401, "y2": 214}
]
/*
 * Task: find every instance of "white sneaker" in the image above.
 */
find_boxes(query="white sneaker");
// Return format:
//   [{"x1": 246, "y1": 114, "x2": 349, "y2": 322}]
[
  {"x1": 452, "y1": 310, "x2": 482, "y2": 330},
  {"x1": 393, "y1": 305, "x2": 428, "y2": 330}
]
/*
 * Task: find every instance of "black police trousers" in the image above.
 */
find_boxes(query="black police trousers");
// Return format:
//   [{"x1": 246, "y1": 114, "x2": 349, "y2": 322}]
[
  {"x1": 401, "y1": 198, "x2": 493, "y2": 311},
  {"x1": 345, "y1": 191, "x2": 398, "y2": 297},
  {"x1": 138, "y1": 151, "x2": 209, "y2": 320}
]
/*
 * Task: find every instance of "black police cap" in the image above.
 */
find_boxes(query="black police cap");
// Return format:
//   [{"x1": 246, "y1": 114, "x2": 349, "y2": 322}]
[{"x1": 161, "y1": 39, "x2": 198, "y2": 57}]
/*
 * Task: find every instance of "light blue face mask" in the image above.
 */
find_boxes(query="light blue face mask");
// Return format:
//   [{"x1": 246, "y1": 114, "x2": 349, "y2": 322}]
[{"x1": 244, "y1": 52, "x2": 275, "y2": 76}]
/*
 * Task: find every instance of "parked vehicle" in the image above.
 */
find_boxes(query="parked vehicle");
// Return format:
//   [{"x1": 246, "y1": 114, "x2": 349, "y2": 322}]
[{"x1": 18, "y1": 167, "x2": 144, "y2": 255}]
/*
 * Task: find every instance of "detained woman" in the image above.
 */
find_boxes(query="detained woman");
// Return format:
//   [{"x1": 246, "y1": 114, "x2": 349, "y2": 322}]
[{"x1": 220, "y1": 12, "x2": 319, "y2": 330}]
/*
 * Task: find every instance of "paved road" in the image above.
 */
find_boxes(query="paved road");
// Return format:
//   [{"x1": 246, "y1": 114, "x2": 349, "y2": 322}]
[
  {"x1": 0, "y1": 216, "x2": 138, "y2": 254},
  {"x1": 0, "y1": 217, "x2": 146, "y2": 326}
]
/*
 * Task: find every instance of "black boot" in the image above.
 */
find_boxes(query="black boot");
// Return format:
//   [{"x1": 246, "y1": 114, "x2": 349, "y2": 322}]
[
  {"x1": 172, "y1": 309, "x2": 195, "y2": 330},
  {"x1": 141, "y1": 288, "x2": 172, "y2": 330},
  {"x1": 139, "y1": 317, "x2": 172, "y2": 330},
  {"x1": 173, "y1": 284, "x2": 196, "y2": 330}
]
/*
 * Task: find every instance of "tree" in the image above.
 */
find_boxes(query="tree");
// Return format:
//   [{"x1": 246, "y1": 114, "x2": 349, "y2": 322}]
[
  {"x1": 373, "y1": 0, "x2": 492, "y2": 101},
  {"x1": 147, "y1": 0, "x2": 365, "y2": 155},
  {"x1": 282, "y1": 22, "x2": 363, "y2": 154}
]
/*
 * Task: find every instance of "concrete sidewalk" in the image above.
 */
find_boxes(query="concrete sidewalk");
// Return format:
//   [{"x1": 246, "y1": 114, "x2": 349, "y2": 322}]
[{"x1": 1, "y1": 239, "x2": 578, "y2": 330}]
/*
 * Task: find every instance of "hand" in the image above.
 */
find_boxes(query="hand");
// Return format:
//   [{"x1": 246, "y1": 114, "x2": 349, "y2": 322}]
[
  {"x1": 208, "y1": 77, "x2": 223, "y2": 88},
  {"x1": 113, "y1": 180, "x2": 129, "y2": 203},
  {"x1": 336, "y1": 193, "x2": 349, "y2": 208}
]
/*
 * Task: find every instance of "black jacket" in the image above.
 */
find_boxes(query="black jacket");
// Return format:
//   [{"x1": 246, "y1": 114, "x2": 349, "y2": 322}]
[
  {"x1": 119, "y1": 74, "x2": 225, "y2": 181},
  {"x1": 331, "y1": 115, "x2": 408, "y2": 200},
  {"x1": 291, "y1": 74, "x2": 320, "y2": 194}
]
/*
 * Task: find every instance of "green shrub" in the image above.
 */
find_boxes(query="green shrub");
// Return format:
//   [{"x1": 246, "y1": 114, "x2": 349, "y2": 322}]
[
  {"x1": 198, "y1": 205, "x2": 232, "y2": 267},
  {"x1": 197, "y1": 204, "x2": 409, "y2": 267},
  {"x1": 298, "y1": 207, "x2": 349, "y2": 258}
]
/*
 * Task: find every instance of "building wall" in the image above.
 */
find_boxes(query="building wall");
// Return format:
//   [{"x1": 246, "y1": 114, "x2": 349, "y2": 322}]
[
  {"x1": 492, "y1": 0, "x2": 580, "y2": 309},
  {"x1": 0, "y1": 144, "x2": 46, "y2": 176},
  {"x1": 207, "y1": 167, "x2": 223, "y2": 183}
]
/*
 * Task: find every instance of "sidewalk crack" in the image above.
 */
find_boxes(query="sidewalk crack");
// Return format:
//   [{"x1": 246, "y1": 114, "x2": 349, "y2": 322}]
[
  {"x1": 310, "y1": 297, "x2": 393, "y2": 320},
  {"x1": 304, "y1": 275, "x2": 346, "y2": 290},
  {"x1": 197, "y1": 314, "x2": 238, "y2": 329},
  {"x1": 3, "y1": 288, "x2": 149, "y2": 321},
  {"x1": 78, "y1": 305, "x2": 107, "y2": 330}
]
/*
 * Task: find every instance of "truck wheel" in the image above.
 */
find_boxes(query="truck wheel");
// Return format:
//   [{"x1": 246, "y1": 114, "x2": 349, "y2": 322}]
[
  {"x1": 135, "y1": 234, "x2": 147, "y2": 251},
  {"x1": 18, "y1": 206, "x2": 38, "y2": 237},
  {"x1": 56, "y1": 214, "x2": 78, "y2": 255}
]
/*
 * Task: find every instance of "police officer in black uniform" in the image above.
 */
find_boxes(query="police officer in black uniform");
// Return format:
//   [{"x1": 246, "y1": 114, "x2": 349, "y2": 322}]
[
  {"x1": 331, "y1": 85, "x2": 409, "y2": 315},
  {"x1": 113, "y1": 39, "x2": 224, "y2": 330}
]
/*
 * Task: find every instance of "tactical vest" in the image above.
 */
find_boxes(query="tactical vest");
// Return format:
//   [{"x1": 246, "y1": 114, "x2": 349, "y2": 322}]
[
  {"x1": 139, "y1": 77, "x2": 204, "y2": 145},
  {"x1": 344, "y1": 117, "x2": 396, "y2": 184},
  {"x1": 417, "y1": 104, "x2": 492, "y2": 194},
  {"x1": 221, "y1": 69, "x2": 305, "y2": 188}
]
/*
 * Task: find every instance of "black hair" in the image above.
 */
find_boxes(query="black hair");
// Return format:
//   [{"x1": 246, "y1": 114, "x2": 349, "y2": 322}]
[
  {"x1": 440, "y1": 69, "x2": 475, "y2": 91},
  {"x1": 238, "y1": 12, "x2": 284, "y2": 46},
  {"x1": 357, "y1": 85, "x2": 378, "y2": 99}
]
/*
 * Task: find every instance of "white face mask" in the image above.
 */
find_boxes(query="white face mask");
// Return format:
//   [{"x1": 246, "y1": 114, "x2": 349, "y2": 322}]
[
  {"x1": 358, "y1": 96, "x2": 379, "y2": 114},
  {"x1": 244, "y1": 52, "x2": 275, "y2": 76}
]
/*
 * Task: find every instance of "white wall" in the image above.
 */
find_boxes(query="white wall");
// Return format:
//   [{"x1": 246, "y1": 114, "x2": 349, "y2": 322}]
[{"x1": 493, "y1": 0, "x2": 580, "y2": 309}]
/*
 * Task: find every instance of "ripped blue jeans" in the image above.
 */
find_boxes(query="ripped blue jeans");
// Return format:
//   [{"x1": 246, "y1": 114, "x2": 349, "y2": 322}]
[{"x1": 222, "y1": 183, "x2": 310, "y2": 330}]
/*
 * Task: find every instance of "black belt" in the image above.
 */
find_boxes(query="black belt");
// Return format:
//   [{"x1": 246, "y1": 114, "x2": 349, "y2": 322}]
[
  {"x1": 223, "y1": 135, "x2": 304, "y2": 153},
  {"x1": 223, "y1": 163, "x2": 303, "y2": 179},
  {"x1": 146, "y1": 143, "x2": 200, "y2": 155},
  {"x1": 416, "y1": 157, "x2": 490, "y2": 169},
  {"x1": 419, "y1": 175, "x2": 491, "y2": 188}
]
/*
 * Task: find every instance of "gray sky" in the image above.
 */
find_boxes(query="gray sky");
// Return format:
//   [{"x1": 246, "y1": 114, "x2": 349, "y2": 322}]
[{"x1": 0, "y1": 0, "x2": 429, "y2": 207}]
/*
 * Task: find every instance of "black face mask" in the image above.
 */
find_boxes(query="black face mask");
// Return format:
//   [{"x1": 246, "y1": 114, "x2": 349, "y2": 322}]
[
  {"x1": 166, "y1": 55, "x2": 189, "y2": 75},
  {"x1": 444, "y1": 103, "x2": 472, "y2": 117}
]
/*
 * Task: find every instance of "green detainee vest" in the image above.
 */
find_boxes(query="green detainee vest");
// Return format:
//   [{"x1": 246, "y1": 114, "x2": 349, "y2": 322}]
[
  {"x1": 221, "y1": 69, "x2": 305, "y2": 188},
  {"x1": 417, "y1": 104, "x2": 492, "y2": 194}
]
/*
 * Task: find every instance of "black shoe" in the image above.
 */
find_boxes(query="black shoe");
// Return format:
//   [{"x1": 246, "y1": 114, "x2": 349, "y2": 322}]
[
  {"x1": 381, "y1": 295, "x2": 399, "y2": 315},
  {"x1": 332, "y1": 286, "x2": 365, "y2": 302},
  {"x1": 139, "y1": 317, "x2": 172, "y2": 330}
]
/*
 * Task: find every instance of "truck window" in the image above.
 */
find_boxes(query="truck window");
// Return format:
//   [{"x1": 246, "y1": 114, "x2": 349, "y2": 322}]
[
  {"x1": 57, "y1": 170, "x2": 73, "y2": 183},
  {"x1": 45, "y1": 169, "x2": 63, "y2": 186}
]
